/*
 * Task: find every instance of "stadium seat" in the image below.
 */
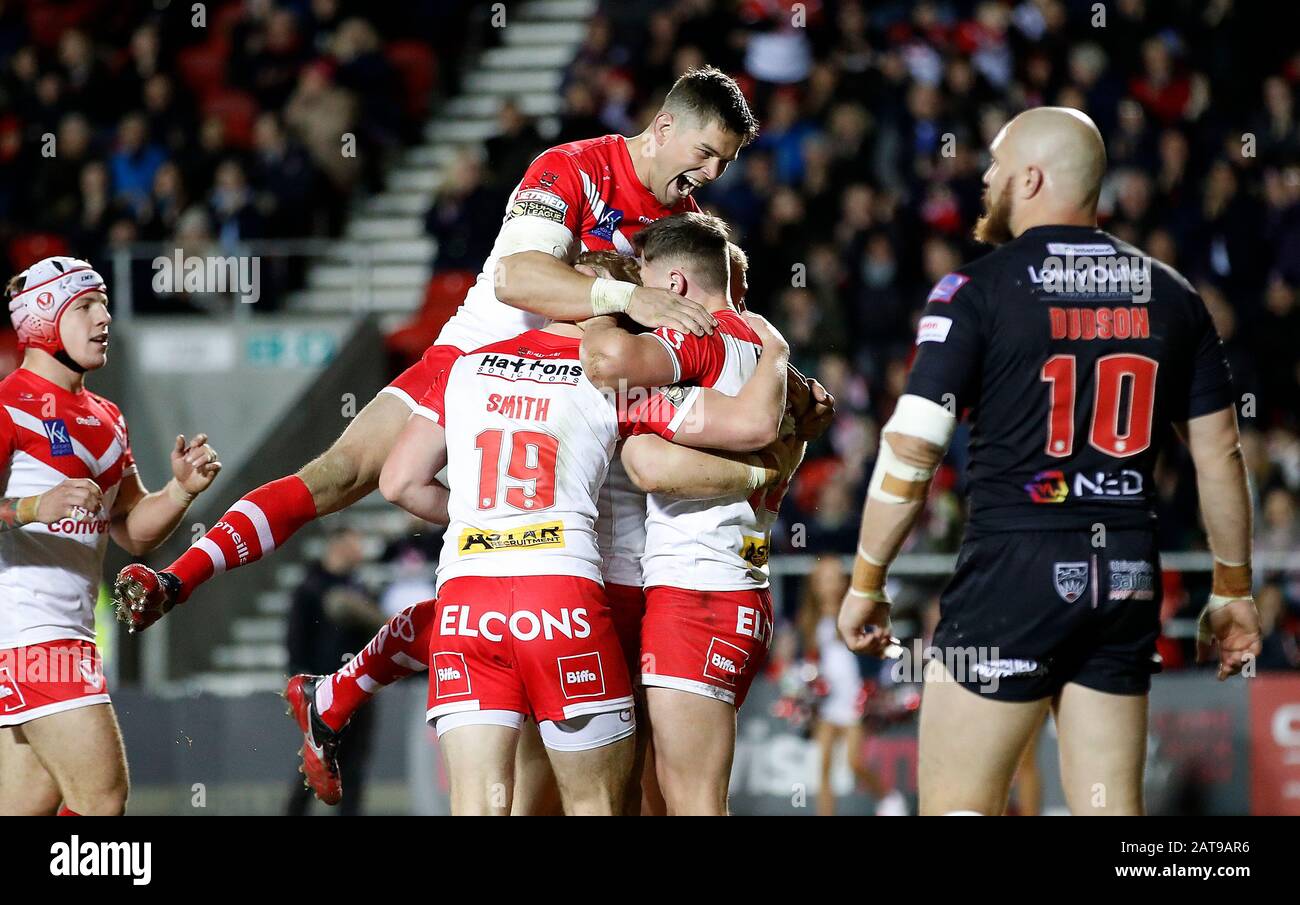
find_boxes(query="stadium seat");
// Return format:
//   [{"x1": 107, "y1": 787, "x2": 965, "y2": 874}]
[
  {"x1": 386, "y1": 269, "x2": 475, "y2": 364},
  {"x1": 9, "y1": 234, "x2": 70, "y2": 273},
  {"x1": 385, "y1": 41, "x2": 438, "y2": 120},
  {"x1": 203, "y1": 89, "x2": 259, "y2": 149},
  {"x1": 177, "y1": 42, "x2": 229, "y2": 105}
]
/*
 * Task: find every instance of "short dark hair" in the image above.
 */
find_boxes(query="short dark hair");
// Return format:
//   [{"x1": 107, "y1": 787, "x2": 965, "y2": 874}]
[
  {"x1": 575, "y1": 250, "x2": 642, "y2": 285},
  {"x1": 636, "y1": 212, "x2": 731, "y2": 294},
  {"x1": 662, "y1": 66, "x2": 759, "y2": 145}
]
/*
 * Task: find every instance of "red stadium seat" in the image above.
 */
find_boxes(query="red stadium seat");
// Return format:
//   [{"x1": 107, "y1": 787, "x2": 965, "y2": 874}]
[
  {"x1": 177, "y1": 42, "x2": 229, "y2": 105},
  {"x1": 385, "y1": 40, "x2": 438, "y2": 120},
  {"x1": 8, "y1": 234, "x2": 70, "y2": 273},
  {"x1": 203, "y1": 89, "x2": 259, "y2": 149},
  {"x1": 386, "y1": 269, "x2": 475, "y2": 365}
]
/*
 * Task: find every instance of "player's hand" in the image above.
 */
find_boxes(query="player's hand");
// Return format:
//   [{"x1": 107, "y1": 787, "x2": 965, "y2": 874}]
[
  {"x1": 796, "y1": 378, "x2": 836, "y2": 441},
  {"x1": 1196, "y1": 597, "x2": 1262, "y2": 680},
  {"x1": 171, "y1": 433, "x2": 222, "y2": 495},
  {"x1": 34, "y1": 478, "x2": 103, "y2": 524},
  {"x1": 742, "y1": 312, "x2": 790, "y2": 357},
  {"x1": 627, "y1": 286, "x2": 716, "y2": 336},
  {"x1": 838, "y1": 589, "x2": 894, "y2": 655}
]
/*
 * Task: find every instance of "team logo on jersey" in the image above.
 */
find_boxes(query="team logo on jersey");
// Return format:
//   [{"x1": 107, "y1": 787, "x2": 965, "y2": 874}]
[
  {"x1": 927, "y1": 272, "x2": 969, "y2": 303},
  {"x1": 458, "y1": 521, "x2": 565, "y2": 553},
  {"x1": 1025, "y1": 469, "x2": 1069, "y2": 503},
  {"x1": 431, "y1": 652, "x2": 471, "y2": 699},
  {"x1": 591, "y1": 207, "x2": 624, "y2": 242},
  {"x1": 740, "y1": 534, "x2": 770, "y2": 569},
  {"x1": 1053, "y1": 562, "x2": 1090, "y2": 603},
  {"x1": 0, "y1": 667, "x2": 26, "y2": 713},
  {"x1": 557, "y1": 652, "x2": 606, "y2": 699},
  {"x1": 1109, "y1": 560, "x2": 1155, "y2": 601},
  {"x1": 703, "y1": 637, "x2": 749, "y2": 686},
  {"x1": 42, "y1": 418, "x2": 74, "y2": 457},
  {"x1": 538, "y1": 171, "x2": 559, "y2": 188}
]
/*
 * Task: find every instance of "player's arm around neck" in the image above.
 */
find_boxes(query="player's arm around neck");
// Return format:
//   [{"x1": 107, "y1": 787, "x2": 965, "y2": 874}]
[
  {"x1": 579, "y1": 315, "x2": 681, "y2": 392},
  {"x1": 111, "y1": 433, "x2": 221, "y2": 555},
  {"x1": 496, "y1": 249, "x2": 715, "y2": 336},
  {"x1": 1178, "y1": 406, "x2": 1262, "y2": 678},
  {"x1": 667, "y1": 313, "x2": 790, "y2": 452},
  {"x1": 622, "y1": 432, "x2": 802, "y2": 500},
  {"x1": 378, "y1": 413, "x2": 451, "y2": 526},
  {"x1": 839, "y1": 394, "x2": 956, "y2": 655}
]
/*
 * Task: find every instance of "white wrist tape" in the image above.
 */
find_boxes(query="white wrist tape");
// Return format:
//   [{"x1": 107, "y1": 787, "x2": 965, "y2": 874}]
[
  {"x1": 591, "y1": 278, "x2": 636, "y2": 316},
  {"x1": 867, "y1": 394, "x2": 956, "y2": 503},
  {"x1": 857, "y1": 545, "x2": 887, "y2": 567}
]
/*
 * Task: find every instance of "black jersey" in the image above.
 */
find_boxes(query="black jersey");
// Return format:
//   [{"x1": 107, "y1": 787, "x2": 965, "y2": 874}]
[{"x1": 905, "y1": 224, "x2": 1234, "y2": 536}]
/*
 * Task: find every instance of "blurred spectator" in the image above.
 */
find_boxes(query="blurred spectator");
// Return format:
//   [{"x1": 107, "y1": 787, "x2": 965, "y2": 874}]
[
  {"x1": 423, "y1": 149, "x2": 502, "y2": 272},
  {"x1": 285, "y1": 527, "x2": 384, "y2": 817}
]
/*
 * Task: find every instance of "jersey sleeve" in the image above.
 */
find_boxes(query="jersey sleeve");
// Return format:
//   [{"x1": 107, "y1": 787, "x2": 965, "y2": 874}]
[
  {"x1": 619, "y1": 384, "x2": 703, "y2": 440},
  {"x1": 414, "y1": 366, "x2": 450, "y2": 427},
  {"x1": 649, "y1": 327, "x2": 725, "y2": 385},
  {"x1": 506, "y1": 148, "x2": 589, "y2": 236},
  {"x1": 1179, "y1": 292, "x2": 1235, "y2": 421},
  {"x1": 903, "y1": 272, "x2": 984, "y2": 413}
]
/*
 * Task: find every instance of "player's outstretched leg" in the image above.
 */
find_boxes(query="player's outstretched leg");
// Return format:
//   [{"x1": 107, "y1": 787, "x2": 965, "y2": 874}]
[
  {"x1": 1053, "y1": 682, "x2": 1147, "y2": 815},
  {"x1": 917, "y1": 659, "x2": 1051, "y2": 815},
  {"x1": 284, "y1": 599, "x2": 439, "y2": 803},
  {"x1": 112, "y1": 392, "x2": 412, "y2": 613},
  {"x1": 283, "y1": 674, "x2": 347, "y2": 805},
  {"x1": 645, "y1": 687, "x2": 735, "y2": 816}
]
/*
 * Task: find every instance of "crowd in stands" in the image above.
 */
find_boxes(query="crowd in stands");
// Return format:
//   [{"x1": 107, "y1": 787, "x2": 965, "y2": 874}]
[{"x1": 0, "y1": 0, "x2": 467, "y2": 312}]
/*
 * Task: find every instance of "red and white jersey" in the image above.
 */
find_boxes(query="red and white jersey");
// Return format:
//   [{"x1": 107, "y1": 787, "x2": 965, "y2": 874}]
[
  {"x1": 0, "y1": 369, "x2": 136, "y2": 648},
  {"x1": 436, "y1": 134, "x2": 699, "y2": 353},
  {"x1": 641, "y1": 308, "x2": 778, "y2": 591},
  {"x1": 596, "y1": 458, "x2": 646, "y2": 587},
  {"x1": 417, "y1": 330, "x2": 695, "y2": 588}
]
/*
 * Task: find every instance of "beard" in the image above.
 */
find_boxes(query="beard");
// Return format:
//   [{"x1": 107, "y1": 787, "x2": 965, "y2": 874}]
[{"x1": 973, "y1": 185, "x2": 1014, "y2": 245}]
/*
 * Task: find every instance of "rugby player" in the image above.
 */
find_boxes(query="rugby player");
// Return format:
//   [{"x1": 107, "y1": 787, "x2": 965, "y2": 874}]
[
  {"x1": 837, "y1": 107, "x2": 1262, "y2": 816},
  {"x1": 579, "y1": 212, "x2": 808, "y2": 815},
  {"x1": 112, "y1": 64, "x2": 759, "y2": 630},
  {"x1": 375, "y1": 285, "x2": 792, "y2": 814},
  {"x1": 285, "y1": 250, "x2": 812, "y2": 810},
  {"x1": 0, "y1": 257, "x2": 220, "y2": 815}
]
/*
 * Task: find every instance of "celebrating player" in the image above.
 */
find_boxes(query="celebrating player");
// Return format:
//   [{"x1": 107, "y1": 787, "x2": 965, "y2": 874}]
[
  {"x1": 113, "y1": 65, "x2": 759, "y2": 629},
  {"x1": 375, "y1": 270, "x2": 791, "y2": 814},
  {"x1": 577, "y1": 212, "x2": 809, "y2": 815},
  {"x1": 837, "y1": 107, "x2": 1262, "y2": 816},
  {"x1": 284, "y1": 251, "x2": 809, "y2": 810},
  {"x1": 0, "y1": 257, "x2": 220, "y2": 816}
]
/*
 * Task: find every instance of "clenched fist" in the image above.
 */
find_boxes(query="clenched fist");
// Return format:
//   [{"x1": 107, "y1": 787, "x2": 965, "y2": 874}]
[{"x1": 35, "y1": 478, "x2": 103, "y2": 524}]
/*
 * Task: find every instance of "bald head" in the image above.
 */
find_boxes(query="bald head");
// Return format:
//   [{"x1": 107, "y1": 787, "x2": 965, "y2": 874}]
[{"x1": 976, "y1": 107, "x2": 1106, "y2": 243}]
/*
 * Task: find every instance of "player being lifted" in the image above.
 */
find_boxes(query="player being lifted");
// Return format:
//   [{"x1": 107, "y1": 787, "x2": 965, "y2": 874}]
[
  {"x1": 376, "y1": 259, "x2": 793, "y2": 814},
  {"x1": 112, "y1": 65, "x2": 759, "y2": 628},
  {"x1": 0, "y1": 257, "x2": 220, "y2": 815},
  {"x1": 837, "y1": 107, "x2": 1261, "y2": 816}
]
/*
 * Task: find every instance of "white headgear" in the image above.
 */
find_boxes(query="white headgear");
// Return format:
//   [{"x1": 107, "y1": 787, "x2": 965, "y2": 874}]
[{"x1": 8, "y1": 256, "x2": 107, "y2": 354}]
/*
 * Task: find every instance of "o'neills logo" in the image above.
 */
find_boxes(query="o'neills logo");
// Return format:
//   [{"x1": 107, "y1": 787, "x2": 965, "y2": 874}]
[
  {"x1": 50, "y1": 836, "x2": 151, "y2": 885},
  {"x1": 458, "y1": 521, "x2": 564, "y2": 553}
]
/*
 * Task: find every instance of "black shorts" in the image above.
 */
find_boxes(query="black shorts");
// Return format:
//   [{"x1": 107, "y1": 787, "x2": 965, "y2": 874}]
[{"x1": 929, "y1": 528, "x2": 1162, "y2": 701}]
